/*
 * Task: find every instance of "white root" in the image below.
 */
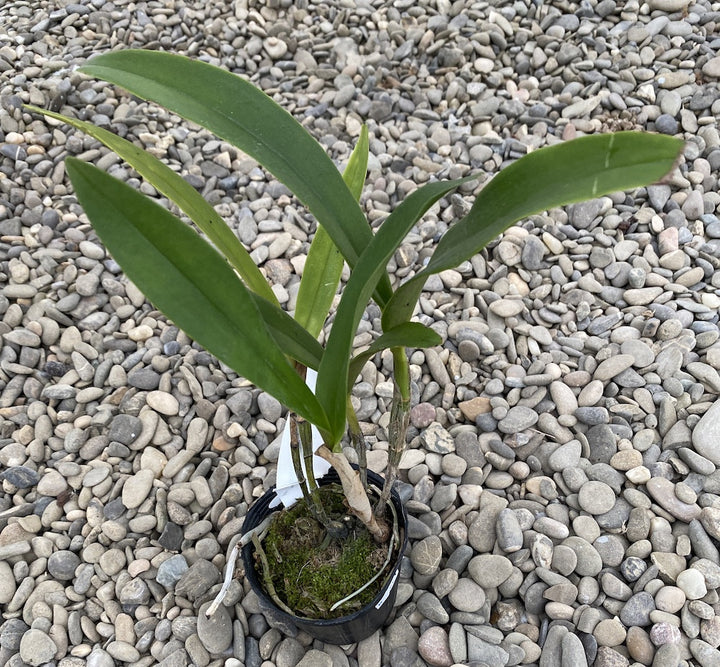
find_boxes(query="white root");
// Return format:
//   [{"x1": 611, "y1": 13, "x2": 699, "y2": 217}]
[{"x1": 206, "y1": 515, "x2": 275, "y2": 617}]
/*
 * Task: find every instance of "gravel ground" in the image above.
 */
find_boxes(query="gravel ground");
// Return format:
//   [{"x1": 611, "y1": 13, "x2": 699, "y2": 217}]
[{"x1": 2, "y1": 0, "x2": 720, "y2": 666}]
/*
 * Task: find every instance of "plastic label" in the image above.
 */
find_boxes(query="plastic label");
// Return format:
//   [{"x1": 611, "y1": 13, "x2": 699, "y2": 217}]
[{"x1": 375, "y1": 568, "x2": 399, "y2": 610}]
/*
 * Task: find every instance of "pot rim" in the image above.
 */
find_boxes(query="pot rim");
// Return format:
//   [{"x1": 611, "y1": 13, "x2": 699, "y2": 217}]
[{"x1": 241, "y1": 468, "x2": 408, "y2": 627}]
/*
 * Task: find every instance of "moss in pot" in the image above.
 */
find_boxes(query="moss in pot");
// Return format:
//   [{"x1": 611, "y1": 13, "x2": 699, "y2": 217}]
[{"x1": 28, "y1": 49, "x2": 683, "y2": 642}]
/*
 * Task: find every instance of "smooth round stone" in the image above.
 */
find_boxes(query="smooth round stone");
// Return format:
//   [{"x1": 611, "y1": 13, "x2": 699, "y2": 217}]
[
  {"x1": 593, "y1": 534, "x2": 626, "y2": 567},
  {"x1": 418, "y1": 626, "x2": 452, "y2": 666},
  {"x1": 610, "y1": 449, "x2": 643, "y2": 471},
  {"x1": 626, "y1": 626, "x2": 654, "y2": 664},
  {"x1": 655, "y1": 114, "x2": 679, "y2": 135},
  {"x1": 551, "y1": 545, "x2": 578, "y2": 576},
  {"x1": 108, "y1": 414, "x2": 143, "y2": 445},
  {"x1": 448, "y1": 578, "x2": 486, "y2": 613},
  {"x1": 548, "y1": 440, "x2": 582, "y2": 471},
  {"x1": 650, "y1": 621, "x2": 682, "y2": 646},
  {"x1": 550, "y1": 381, "x2": 578, "y2": 415},
  {"x1": 118, "y1": 578, "x2": 151, "y2": 606},
  {"x1": 410, "y1": 403, "x2": 436, "y2": 428},
  {"x1": 410, "y1": 536, "x2": 443, "y2": 576},
  {"x1": 432, "y1": 568, "x2": 459, "y2": 599},
  {"x1": 594, "y1": 354, "x2": 635, "y2": 380},
  {"x1": 690, "y1": 639, "x2": 720, "y2": 667},
  {"x1": 82, "y1": 466, "x2": 110, "y2": 487},
  {"x1": 468, "y1": 554, "x2": 513, "y2": 588},
  {"x1": 19, "y1": 628, "x2": 58, "y2": 666},
  {"x1": 489, "y1": 298, "x2": 524, "y2": 318},
  {"x1": 421, "y1": 423, "x2": 455, "y2": 454},
  {"x1": 197, "y1": 601, "x2": 233, "y2": 654},
  {"x1": 578, "y1": 481, "x2": 616, "y2": 514},
  {"x1": 563, "y1": 537, "x2": 603, "y2": 577},
  {"x1": 700, "y1": 615, "x2": 720, "y2": 645},
  {"x1": 146, "y1": 390, "x2": 179, "y2": 415},
  {"x1": 496, "y1": 508, "x2": 523, "y2": 553},
  {"x1": 156, "y1": 554, "x2": 189, "y2": 588},
  {"x1": 594, "y1": 646, "x2": 631, "y2": 666},
  {"x1": 601, "y1": 572, "x2": 632, "y2": 601},
  {"x1": 417, "y1": 592, "x2": 449, "y2": 624},
  {"x1": 653, "y1": 643, "x2": 680, "y2": 667},
  {"x1": 539, "y1": 624, "x2": 567, "y2": 664},
  {"x1": 36, "y1": 470, "x2": 68, "y2": 496},
  {"x1": 441, "y1": 453, "x2": 467, "y2": 477},
  {"x1": 121, "y1": 469, "x2": 155, "y2": 509},
  {"x1": 0, "y1": 561, "x2": 17, "y2": 604},
  {"x1": 106, "y1": 641, "x2": 140, "y2": 663},
  {"x1": 646, "y1": 477, "x2": 701, "y2": 522},
  {"x1": 47, "y1": 550, "x2": 80, "y2": 581},
  {"x1": 655, "y1": 586, "x2": 686, "y2": 613},
  {"x1": 535, "y1": 517, "x2": 570, "y2": 540},
  {"x1": 498, "y1": 406, "x2": 538, "y2": 433},
  {"x1": 594, "y1": 618, "x2": 627, "y2": 647},
  {"x1": 676, "y1": 569, "x2": 708, "y2": 600},
  {"x1": 691, "y1": 399, "x2": 720, "y2": 465},
  {"x1": 620, "y1": 591, "x2": 656, "y2": 627}
]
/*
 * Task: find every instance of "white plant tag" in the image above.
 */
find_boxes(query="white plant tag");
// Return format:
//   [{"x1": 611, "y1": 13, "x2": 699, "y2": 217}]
[
  {"x1": 375, "y1": 568, "x2": 399, "y2": 609},
  {"x1": 269, "y1": 368, "x2": 331, "y2": 508}
]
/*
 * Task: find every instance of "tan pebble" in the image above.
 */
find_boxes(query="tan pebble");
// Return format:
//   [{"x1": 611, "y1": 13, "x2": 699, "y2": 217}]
[
  {"x1": 212, "y1": 436, "x2": 236, "y2": 452},
  {"x1": 127, "y1": 559, "x2": 151, "y2": 578},
  {"x1": 128, "y1": 324, "x2": 154, "y2": 341},
  {"x1": 146, "y1": 391, "x2": 179, "y2": 416},
  {"x1": 610, "y1": 449, "x2": 643, "y2": 471},
  {"x1": 458, "y1": 396, "x2": 491, "y2": 421}
]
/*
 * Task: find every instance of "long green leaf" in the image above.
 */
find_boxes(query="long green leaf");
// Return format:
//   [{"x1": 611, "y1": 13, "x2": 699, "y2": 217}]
[
  {"x1": 342, "y1": 125, "x2": 371, "y2": 202},
  {"x1": 317, "y1": 176, "x2": 473, "y2": 443},
  {"x1": 79, "y1": 50, "x2": 392, "y2": 305},
  {"x1": 383, "y1": 132, "x2": 683, "y2": 329},
  {"x1": 26, "y1": 105, "x2": 277, "y2": 305},
  {"x1": 347, "y1": 322, "x2": 441, "y2": 390},
  {"x1": 66, "y1": 157, "x2": 330, "y2": 433},
  {"x1": 250, "y1": 294, "x2": 323, "y2": 370},
  {"x1": 295, "y1": 126, "x2": 369, "y2": 339}
]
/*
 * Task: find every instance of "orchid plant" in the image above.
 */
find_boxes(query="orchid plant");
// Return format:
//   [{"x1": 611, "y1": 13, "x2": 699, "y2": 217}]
[{"x1": 29, "y1": 50, "x2": 683, "y2": 546}]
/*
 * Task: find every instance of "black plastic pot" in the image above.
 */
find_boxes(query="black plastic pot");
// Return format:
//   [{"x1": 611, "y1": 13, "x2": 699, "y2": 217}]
[{"x1": 241, "y1": 468, "x2": 408, "y2": 645}]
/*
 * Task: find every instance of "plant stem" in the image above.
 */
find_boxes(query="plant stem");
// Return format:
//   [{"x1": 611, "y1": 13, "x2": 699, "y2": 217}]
[
  {"x1": 375, "y1": 347, "x2": 410, "y2": 520},
  {"x1": 292, "y1": 414, "x2": 347, "y2": 540},
  {"x1": 297, "y1": 417, "x2": 319, "y2": 497},
  {"x1": 316, "y1": 445, "x2": 389, "y2": 543},
  {"x1": 289, "y1": 413, "x2": 314, "y2": 510},
  {"x1": 347, "y1": 397, "x2": 368, "y2": 490}
]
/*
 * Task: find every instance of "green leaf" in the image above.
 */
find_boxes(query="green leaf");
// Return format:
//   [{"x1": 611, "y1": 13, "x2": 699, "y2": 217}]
[
  {"x1": 26, "y1": 105, "x2": 277, "y2": 305},
  {"x1": 249, "y1": 294, "x2": 323, "y2": 371},
  {"x1": 342, "y1": 125, "x2": 370, "y2": 202},
  {"x1": 383, "y1": 132, "x2": 684, "y2": 329},
  {"x1": 347, "y1": 322, "x2": 441, "y2": 390},
  {"x1": 66, "y1": 157, "x2": 330, "y2": 433},
  {"x1": 295, "y1": 126, "x2": 368, "y2": 339},
  {"x1": 317, "y1": 176, "x2": 473, "y2": 444},
  {"x1": 79, "y1": 50, "x2": 392, "y2": 305}
]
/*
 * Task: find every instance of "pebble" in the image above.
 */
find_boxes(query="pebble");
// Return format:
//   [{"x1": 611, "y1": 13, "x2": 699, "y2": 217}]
[
  {"x1": 19, "y1": 628, "x2": 57, "y2": 666},
  {"x1": 122, "y1": 469, "x2": 156, "y2": 509},
  {"x1": 197, "y1": 602, "x2": 233, "y2": 654},
  {"x1": 578, "y1": 481, "x2": 616, "y2": 515},
  {"x1": 156, "y1": 555, "x2": 189, "y2": 588},
  {"x1": 691, "y1": 399, "x2": 720, "y2": 465},
  {"x1": 418, "y1": 626, "x2": 452, "y2": 667}
]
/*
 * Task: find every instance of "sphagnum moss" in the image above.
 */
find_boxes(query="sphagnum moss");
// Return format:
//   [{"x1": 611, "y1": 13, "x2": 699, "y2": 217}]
[{"x1": 258, "y1": 485, "x2": 392, "y2": 619}]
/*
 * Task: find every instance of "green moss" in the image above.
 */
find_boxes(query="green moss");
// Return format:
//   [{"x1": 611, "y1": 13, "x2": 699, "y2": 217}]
[{"x1": 256, "y1": 484, "x2": 392, "y2": 619}]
